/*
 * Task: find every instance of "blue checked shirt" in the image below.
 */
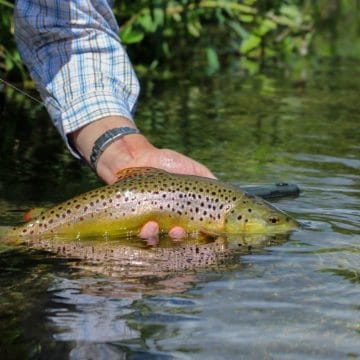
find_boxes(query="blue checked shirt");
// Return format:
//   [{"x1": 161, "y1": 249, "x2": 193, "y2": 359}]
[{"x1": 14, "y1": 0, "x2": 140, "y2": 157}]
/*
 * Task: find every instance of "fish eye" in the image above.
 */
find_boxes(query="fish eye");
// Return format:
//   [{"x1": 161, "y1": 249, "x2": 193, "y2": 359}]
[{"x1": 268, "y1": 216, "x2": 279, "y2": 224}]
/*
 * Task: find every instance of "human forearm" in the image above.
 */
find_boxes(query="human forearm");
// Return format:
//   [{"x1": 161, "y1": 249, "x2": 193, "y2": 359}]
[{"x1": 14, "y1": 0, "x2": 139, "y2": 157}]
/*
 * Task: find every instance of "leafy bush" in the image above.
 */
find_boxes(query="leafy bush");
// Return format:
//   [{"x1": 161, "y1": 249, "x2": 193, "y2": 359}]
[{"x1": 1, "y1": 0, "x2": 358, "y2": 81}]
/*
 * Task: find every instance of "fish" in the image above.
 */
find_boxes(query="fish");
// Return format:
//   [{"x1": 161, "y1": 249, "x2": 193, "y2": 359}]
[{"x1": 4, "y1": 167, "x2": 299, "y2": 241}]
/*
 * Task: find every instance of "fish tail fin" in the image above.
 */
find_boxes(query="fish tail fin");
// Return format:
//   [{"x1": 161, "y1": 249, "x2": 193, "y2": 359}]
[
  {"x1": 0, "y1": 226, "x2": 11, "y2": 237},
  {"x1": 0, "y1": 226, "x2": 23, "y2": 245}
]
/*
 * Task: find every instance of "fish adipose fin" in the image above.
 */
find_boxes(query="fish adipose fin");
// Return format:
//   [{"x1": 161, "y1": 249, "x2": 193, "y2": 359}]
[{"x1": 23, "y1": 207, "x2": 47, "y2": 222}]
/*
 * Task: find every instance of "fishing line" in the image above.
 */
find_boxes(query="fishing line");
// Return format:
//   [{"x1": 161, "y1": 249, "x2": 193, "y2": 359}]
[{"x1": 0, "y1": 77, "x2": 44, "y2": 106}]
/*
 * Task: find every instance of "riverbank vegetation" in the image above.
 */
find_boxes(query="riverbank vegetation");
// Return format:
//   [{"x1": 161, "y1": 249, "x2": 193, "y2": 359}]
[{"x1": 1, "y1": 0, "x2": 359, "y2": 83}]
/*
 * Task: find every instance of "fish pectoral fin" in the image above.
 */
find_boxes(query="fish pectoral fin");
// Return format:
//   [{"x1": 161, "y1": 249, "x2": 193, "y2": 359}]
[{"x1": 114, "y1": 167, "x2": 167, "y2": 182}]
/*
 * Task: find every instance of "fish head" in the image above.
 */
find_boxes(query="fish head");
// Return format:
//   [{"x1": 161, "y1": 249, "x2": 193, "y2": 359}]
[{"x1": 223, "y1": 196, "x2": 299, "y2": 234}]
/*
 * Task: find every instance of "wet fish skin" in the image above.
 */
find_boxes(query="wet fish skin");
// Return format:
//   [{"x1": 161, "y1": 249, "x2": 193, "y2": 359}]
[{"x1": 6, "y1": 167, "x2": 298, "y2": 239}]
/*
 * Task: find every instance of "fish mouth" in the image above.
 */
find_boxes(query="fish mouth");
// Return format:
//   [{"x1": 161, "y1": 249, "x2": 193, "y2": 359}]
[{"x1": 241, "y1": 218, "x2": 299, "y2": 234}]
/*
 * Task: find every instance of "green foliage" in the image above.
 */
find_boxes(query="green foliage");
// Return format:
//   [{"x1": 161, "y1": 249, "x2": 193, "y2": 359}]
[
  {"x1": 114, "y1": 0, "x2": 313, "y2": 74},
  {"x1": 0, "y1": 0, "x2": 359, "y2": 81},
  {"x1": 0, "y1": 0, "x2": 26, "y2": 79}
]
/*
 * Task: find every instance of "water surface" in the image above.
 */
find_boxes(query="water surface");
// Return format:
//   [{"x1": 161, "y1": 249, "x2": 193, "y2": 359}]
[{"x1": 0, "y1": 59, "x2": 359, "y2": 359}]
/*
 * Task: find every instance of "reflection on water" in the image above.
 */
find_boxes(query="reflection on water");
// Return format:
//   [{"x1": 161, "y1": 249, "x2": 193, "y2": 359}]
[{"x1": 0, "y1": 59, "x2": 359, "y2": 359}]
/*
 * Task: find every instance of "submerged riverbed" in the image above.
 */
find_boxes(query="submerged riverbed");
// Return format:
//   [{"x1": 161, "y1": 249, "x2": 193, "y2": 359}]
[{"x1": 0, "y1": 58, "x2": 359, "y2": 359}]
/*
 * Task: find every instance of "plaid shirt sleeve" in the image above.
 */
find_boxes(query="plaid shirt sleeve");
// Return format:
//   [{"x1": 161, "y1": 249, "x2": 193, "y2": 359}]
[{"x1": 14, "y1": 0, "x2": 140, "y2": 158}]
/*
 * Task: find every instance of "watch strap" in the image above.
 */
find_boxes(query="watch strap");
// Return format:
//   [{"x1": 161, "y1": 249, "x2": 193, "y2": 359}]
[{"x1": 89, "y1": 127, "x2": 139, "y2": 170}]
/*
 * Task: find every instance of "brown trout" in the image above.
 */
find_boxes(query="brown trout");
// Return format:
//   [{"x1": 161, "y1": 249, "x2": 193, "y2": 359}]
[{"x1": 5, "y1": 167, "x2": 298, "y2": 240}]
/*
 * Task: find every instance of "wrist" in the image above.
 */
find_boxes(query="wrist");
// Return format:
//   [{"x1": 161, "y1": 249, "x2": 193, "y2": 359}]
[
  {"x1": 70, "y1": 116, "x2": 136, "y2": 161},
  {"x1": 70, "y1": 116, "x2": 154, "y2": 183}
]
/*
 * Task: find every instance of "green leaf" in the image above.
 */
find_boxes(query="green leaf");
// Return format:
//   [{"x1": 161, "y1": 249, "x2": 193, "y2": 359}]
[
  {"x1": 120, "y1": 26, "x2": 144, "y2": 44},
  {"x1": 206, "y1": 47, "x2": 220, "y2": 74},
  {"x1": 228, "y1": 20, "x2": 249, "y2": 38},
  {"x1": 187, "y1": 21, "x2": 202, "y2": 37},
  {"x1": 240, "y1": 34, "x2": 261, "y2": 54},
  {"x1": 0, "y1": 0, "x2": 14, "y2": 9},
  {"x1": 257, "y1": 18, "x2": 277, "y2": 36}
]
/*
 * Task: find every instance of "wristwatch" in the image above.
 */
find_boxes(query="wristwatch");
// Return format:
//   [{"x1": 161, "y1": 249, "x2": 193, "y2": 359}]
[{"x1": 89, "y1": 127, "x2": 140, "y2": 170}]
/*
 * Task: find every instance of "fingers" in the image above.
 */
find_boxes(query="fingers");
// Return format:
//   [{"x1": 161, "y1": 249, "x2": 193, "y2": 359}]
[
  {"x1": 168, "y1": 226, "x2": 187, "y2": 239},
  {"x1": 139, "y1": 221, "x2": 159, "y2": 238},
  {"x1": 153, "y1": 149, "x2": 217, "y2": 179},
  {"x1": 139, "y1": 221, "x2": 187, "y2": 240}
]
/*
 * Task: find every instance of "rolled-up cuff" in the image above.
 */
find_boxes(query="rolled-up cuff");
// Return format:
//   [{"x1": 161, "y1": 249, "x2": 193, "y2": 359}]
[{"x1": 45, "y1": 90, "x2": 135, "y2": 159}]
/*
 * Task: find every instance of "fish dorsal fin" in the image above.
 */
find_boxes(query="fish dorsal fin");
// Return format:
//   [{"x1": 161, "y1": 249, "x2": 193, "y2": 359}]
[{"x1": 114, "y1": 167, "x2": 167, "y2": 182}]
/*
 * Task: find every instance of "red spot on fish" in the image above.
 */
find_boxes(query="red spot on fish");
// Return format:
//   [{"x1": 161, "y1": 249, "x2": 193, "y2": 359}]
[{"x1": 23, "y1": 210, "x2": 32, "y2": 222}]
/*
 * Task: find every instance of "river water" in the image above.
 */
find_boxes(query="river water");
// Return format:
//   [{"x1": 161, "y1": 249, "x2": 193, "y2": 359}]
[{"x1": 0, "y1": 59, "x2": 359, "y2": 359}]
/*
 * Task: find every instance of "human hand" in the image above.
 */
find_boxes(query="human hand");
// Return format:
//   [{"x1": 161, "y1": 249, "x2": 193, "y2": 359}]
[{"x1": 70, "y1": 116, "x2": 216, "y2": 239}]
